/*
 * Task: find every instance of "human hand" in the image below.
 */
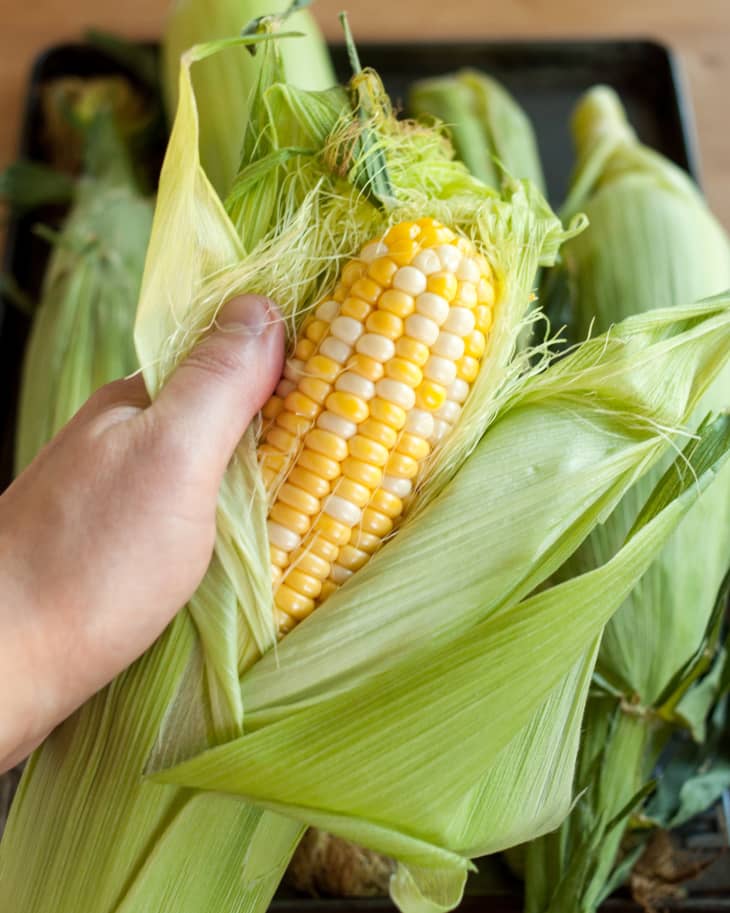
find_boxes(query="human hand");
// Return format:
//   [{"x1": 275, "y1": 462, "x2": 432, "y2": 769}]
[{"x1": 0, "y1": 295, "x2": 284, "y2": 772}]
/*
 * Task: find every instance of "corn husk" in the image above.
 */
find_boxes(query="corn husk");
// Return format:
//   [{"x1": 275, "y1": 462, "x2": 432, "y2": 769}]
[
  {"x1": 521, "y1": 87, "x2": 730, "y2": 913},
  {"x1": 9, "y1": 102, "x2": 153, "y2": 474},
  {"x1": 3, "y1": 37, "x2": 730, "y2": 913},
  {"x1": 162, "y1": 0, "x2": 335, "y2": 197},
  {"x1": 408, "y1": 69, "x2": 545, "y2": 192}
]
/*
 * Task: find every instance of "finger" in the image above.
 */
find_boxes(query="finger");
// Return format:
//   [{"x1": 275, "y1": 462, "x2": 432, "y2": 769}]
[{"x1": 150, "y1": 295, "x2": 285, "y2": 471}]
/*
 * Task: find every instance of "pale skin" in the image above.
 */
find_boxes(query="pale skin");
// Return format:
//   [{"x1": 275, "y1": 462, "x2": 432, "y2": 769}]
[{"x1": 0, "y1": 295, "x2": 284, "y2": 773}]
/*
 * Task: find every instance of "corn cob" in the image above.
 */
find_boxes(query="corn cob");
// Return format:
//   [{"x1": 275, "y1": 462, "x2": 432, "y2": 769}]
[{"x1": 258, "y1": 218, "x2": 496, "y2": 630}]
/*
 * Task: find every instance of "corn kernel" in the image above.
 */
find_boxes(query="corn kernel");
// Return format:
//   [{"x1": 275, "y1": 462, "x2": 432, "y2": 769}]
[
  {"x1": 396, "y1": 433, "x2": 430, "y2": 461},
  {"x1": 266, "y1": 426, "x2": 298, "y2": 454},
  {"x1": 370, "y1": 488, "x2": 403, "y2": 518},
  {"x1": 341, "y1": 297, "x2": 372, "y2": 322},
  {"x1": 366, "y1": 310, "x2": 404, "y2": 340},
  {"x1": 276, "y1": 412, "x2": 312, "y2": 437},
  {"x1": 387, "y1": 238, "x2": 419, "y2": 266},
  {"x1": 350, "y1": 528, "x2": 381, "y2": 552},
  {"x1": 386, "y1": 221, "x2": 420, "y2": 242},
  {"x1": 342, "y1": 457, "x2": 383, "y2": 489},
  {"x1": 359, "y1": 419, "x2": 398, "y2": 450},
  {"x1": 275, "y1": 584, "x2": 314, "y2": 620},
  {"x1": 395, "y1": 336, "x2": 430, "y2": 366},
  {"x1": 361, "y1": 508, "x2": 393, "y2": 537},
  {"x1": 351, "y1": 277, "x2": 382, "y2": 304},
  {"x1": 341, "y1": 260, "x2": 366, "y2": 286},
  {"x1": 298, "y1": 376, "x2": 331, "y2": 405},
  {"x1": 312, "y1": 513, "x2": 351, "y2": 546},
  {"x1": 298, "y1": 449, "x2": 341, "y2": 481},
  {"x1": 464, "y1": 329, "x2": 486, "y2": 358},
  {"x1": 474, "y1": 305, "x2": 493, "y2": 333},
  {"x1": 336, "y1": 545, "x2": 370, "y2": 572},
  {"x1": 379, "y1": 289, "x2": 415, "y2": 318},
  {"x1": 305, "y1": 319, "x2": 328, "y2": 343},
  {"x1": 368, "y1": 257, "x2": 398, "y2": 287},
  {"x1": 259, "y1": 445, "x2": 287, "y2": 471},
  {"x1": 306, "y1": 354, "x2": 340, "y2": 383},
  {"x1": 332, "y1": 477, "x2": 371, "y2": 507},
  {"x1": 278, "y1": 483, "x2": 320, "y2": 516},
  {"x1": 427, "y1": 271, "x2": 458, "y2": 301},
  {"x1": 369, "y1": 397, "x2": 407, "y2": 429},
  {"x1": 477, "y1": 277, "x2": 495, "y2": 307},
  {"x1": 270, "y1": 502, "x2": 311, "y2": 536},
  {"x1": 309, "y1": 535, "x2": 340, "y2": 563},
  {"x1": 305, "y1": 428, "x2": 349, "y2": 462},
  {"x1": 385, "y1": 452, "x2": 420, "y2": 479},
  {"x1": 416, "y1": 380, "x2": 447, "y2": 411},
  {"x1": 285, "y1": 569, "x2": 323, "y2": 599},
  {"x1": 325, "y1": 391, "x2": 369, "y2": 424},
  {"x1": 332, "y1": 282, "x2": 349, "y2": 303},
  {"x1": 270, "y1": 545, "x2": 289, "y2": 567},
  {"x1": 319, "y1": 580, "x2": 338, "y2": 601},
  {"x1": 349, "y1": 435, "x2": 389, "y2": 466},
  {"x1": 289, "y1": 466, "x2": 330, "y2": 499},
  {"x1": 456, "y1": 281, "x2": 477, "y2": 309},
  {"x1": 290, "y1": 549, "x2": 330, "y2": 579},
  {"x1": 385, "y1": 358, "x2": 423, "y2": 388},
  {"x1": 294, "y1": 338, "x2": 316, "y2": 361},
  {"x1": 284, "y1": 391, "x2": 319, "y2": 419},
  {"x1": 347, "y1": 353, "x2": 384, "y2": 382},
  {"x1": 457, "y1": 356, "x2": 480, "y2": 383},
  {"x1": 262, "y1": 396, "x2": 284, "y2": 420}
]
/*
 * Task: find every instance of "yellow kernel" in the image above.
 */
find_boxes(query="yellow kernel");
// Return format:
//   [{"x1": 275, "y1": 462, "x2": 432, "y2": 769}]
[
  {"x1": 332, "y1": 282, "x2": 348, "y2": 303},
  {"x1": 342, "y1": 260, "x2": 366, "y2": 286},
  {"x1": 325, "y1": 391, "x2": 369, "y2": 424},
  {"x1": 270, "y1": 502, "x2": 311, "y2": 536},
  {"x1": 294, "y1": 338, "x2": 316, "y2": 360},
  {"x1": 299, "y1": 376, "x2": 331, "y2": 405},
  {"x1": 464, "y1": 329, "x2": 486, "y2": 358},
  {"x1": 270, "y1": 545, "x2": 289, "y2": 567},
  {"x1": 386, "y1": 452, "x2": 420, "y2": 479},
  {"x1": 319, "y1": 580, "x2": 338, "y2": 601},
  {"x1": 349, "y1": 435, "x2": 389, "y2": 466},
  {"x1": 266, "y1": 426, "x2": 298, "y2": 454},
  {"x1": 395, "y1": 337, "x2": 430, "y2": 366},
  {"x1": 427, "y1": 271, "x2": 458, "y2": 301},
  {"x1": 299, "y1": 448, "x2": 341, "y2": 481},
  {"x1": 272, "y1": 565, "x2": 283, "y2": 586},
  {"x1": 306, "y1": 354, "x2": 340, "y2": 383},
  {"x1": 350, "y1": 529, "x2": 381, "y2": 553},
  {"x1": 312, "y1": 514, "x2": 351, "y2": 546},
  {"x1": 290, "y1": 549, "x2": 330, "y2": 579},
  {"x1": 351, "y1": 277, "x2": 382, "y2": 304},
  {"x1": 305, "y1": 320, "x2": 328, "y2": 343},
  {"x1": 368, "y1": 257, "x2": 398, "y2": 287},
  {"x1": 275, "y1": 584, "x2": 314, "y2": 621},
  {"x1": 347, "y1": 353, "x2": 384, "y2": 382},
  {"x1": 284, "y1": 391, "x2": 319, "y2": 419},
  {"x1": 276, "y1": 411, "x2": 312, "y2": 437},
  {"x1": 275, "y1": 608, "x2": 295, "y2": 634},
  {"x1": 397, "y1": 433, "x2": 430, "y2": 461},
  {"x1": 385, "y1": 358, "x2": 423, "y2": 387},
  {"x1": 342, "y1": 457, "x2": 383, "y2": 489},
  {"x1": 379, "y1": 289, "x2": 415, "y2": 318},
  {"x1": 366, "y1": 310, "x2": 403, "y2": 340},
  {"x1": 359, "y1": 419, "x2": 398, "y2": 450},
  {"x1": 457, "y1": 356, "x2": 480, "y2": 383},
  {"x1": 415, "y1": 217, "x2": 438, "y2": 230},
  {"x1": 259, "y1": 445, "x2": 287, "y2": 471},
  {"x1": 475, "y1": 305, "x2": 493, "y2": 333},
  {"x1": 416, "y1": 380, "x2": 447, "y2": 411},
  {"x1": 456, "y1": 282, "x2": 478, "y2": 309},
  {"x1": 333, "y1": 478, "x2": 371, "y2": 507},
  {"x1": 289, "y1": 467, "x2": 330, "y2": 499},
  {"x1": 304, "y1": 429, "x2": 349, "y2": 462},
  {"x1": 341, "y1": 297, "x2": 372, "y2": 322},
  {"x1": 285, "y1": 569, "x2": 322, "y2": 599},
  {"x1": 262, "y1": 466, "x2": 281, "y2": 488},
  {"x1": 477, "y1": 277, "x2": 496, "y2": 307},
  {"x1": 336, "y1": 544, "x2": 371, "y2": 572},
  {"x1": 369, "y1": 397, "x2": 407, "y2": 430},
  {"x1": 361, "y1": 508, "x2": 394, "y2": 537},
  {"x1": 370, "y1": 488, "x2": 403, "y2": 518},
  {"x1": 278, "y1": 483, "x2": 320, "y2": 516},
  {"x1": 309, "y1": 535, "x2": 340, "y2": 563},
  {"x1": 386, "y1": 221, "x2": 420, "y2": 242},
  {"x1": 262, "y1": 396, "x2": 284, "y2": 420},
  {"x1": 387, "y1": 238, "x2": 420, "y2": 267}
]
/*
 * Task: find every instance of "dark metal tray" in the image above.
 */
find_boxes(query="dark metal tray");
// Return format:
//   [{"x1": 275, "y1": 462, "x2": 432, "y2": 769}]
[{"x1": 2, "y1": 37, "x2": 726, "y2": 913}]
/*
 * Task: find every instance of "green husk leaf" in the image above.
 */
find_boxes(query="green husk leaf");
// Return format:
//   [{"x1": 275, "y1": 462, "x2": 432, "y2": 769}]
[{"x1": 0, "y1": 161, "x2": 75, "y2": 210}]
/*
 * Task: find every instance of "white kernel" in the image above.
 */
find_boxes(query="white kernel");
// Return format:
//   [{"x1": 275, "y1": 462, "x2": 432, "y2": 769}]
[
  {"x1": 315, "y1": 299, "x2": 340, "y2": 321},
  {"x1": 447, "y1": 378, "x2": 470, "y2": 403},
  {"x1": 436, "y1": 400, "x2": 461, "y2": 424},
  {"x1": 330, "y1": 564, "x2": 354, "y2": 585},
  {"x1": 317, "y1": 411, "x2": 357, "y2": 439},
  {"x1": 437, "y1": 244, "x2": 462, "y2": 272},
  {"x1": 360, "y1": 240, "x2": 388, "y2": 263},
  {"x1": 267, "y1": 521, "x2": 301, "y2": 552},
  {"x1": 319, "y1": 336, "x2": 351, "y2": 363},
  {"x1": 356, "y1": 333, "x2": 396, "y2": 362},
  {"x1": 429, "y1": 419, "x2": 450, "y2": 445},
  {"x1": 381, "y1": 475, "x2": 413, "y2": 498},
  {"x1": 335, "y1": 372, "x2": 375, "y2": 400},
  {"x1": 376, "y1": 378, "x2": 416, "y2": 410},
  {"x1": 416, "y1": 292, "x2": 450, "y2": 325},
  {"x1": 324, "y1": 495, "x2": 362, "y2": 526},
  {"x1": 443, "y1": 307, "x2": 475, "y2": 336},
  {"x1": 412, "y1": 249, "x2": 441, "y2": 275},
  {"x1": 405, "y1": 313, "x2": 440, "y2": 346},
  {"x1": 433, "y1": 332, "x2": 465, "y2": 360},
  {"x1": 284, "y1": 358, "x2": 305, "y2": 382},
  {"x1": 331, "y1": 315, "x2": 364, "y2": 345},
  {"x1": 424, "y1": 355, "x2": 457, "y2": 386},
  {"x1": 393, "y1": 265, "x2": 427, "y2": 295},
  {"x1": 404, "y1": 408, "x2": 435, "y2": 438},
  {"x1": 276, "y1": 379, "x2": 296, "y2": 398},
  {"x1": 456, "y1": 257, "x2": 481, "y2": 282}
]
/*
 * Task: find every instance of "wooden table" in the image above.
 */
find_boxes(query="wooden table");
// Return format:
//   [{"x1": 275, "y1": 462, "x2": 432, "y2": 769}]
[{"x1": 1, "y1": 0, "x2": 729, "y2": 228}]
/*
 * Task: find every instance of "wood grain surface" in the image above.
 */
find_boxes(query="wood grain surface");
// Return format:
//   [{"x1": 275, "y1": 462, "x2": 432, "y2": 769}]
[{"x1": 1, "y1": 0, "x2": 729, "y2": 227}]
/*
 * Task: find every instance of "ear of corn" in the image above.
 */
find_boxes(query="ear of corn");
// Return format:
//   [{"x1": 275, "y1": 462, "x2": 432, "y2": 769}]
[
  {"x1": 520, "y1": 87, "x2": 730, "y2": 913},
  {"x1": 162, "y1": 0, "x2": 335, "y2": 198},
  {"x1": 9, "y1": 101, "x2": 153, "y2": 474},
  {"x1": 3, "y1": 33, "x2": 730, "y2": 913},
  {"x1": 409, "y1": 69, "x2": 545, "y2": 193}
]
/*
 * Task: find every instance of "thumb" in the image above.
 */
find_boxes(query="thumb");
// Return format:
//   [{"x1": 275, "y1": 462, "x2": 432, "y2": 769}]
[{"x1": 151, "y1": 295, "x2": 285, "y2": 471}]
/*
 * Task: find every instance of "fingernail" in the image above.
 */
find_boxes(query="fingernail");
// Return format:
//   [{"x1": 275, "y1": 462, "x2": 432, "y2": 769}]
[{"x1": 216, "y1": 295, "x2": 275, "y2": 337}]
